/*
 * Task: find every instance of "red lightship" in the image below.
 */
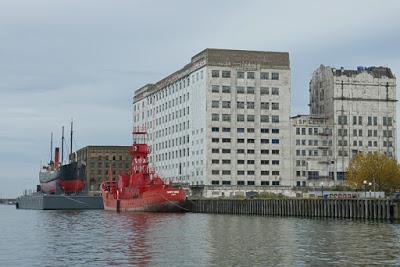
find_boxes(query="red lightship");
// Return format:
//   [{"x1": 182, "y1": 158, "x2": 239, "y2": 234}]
[{"x1": 101, "y1": 127, "x2": 186, "y2": 212}]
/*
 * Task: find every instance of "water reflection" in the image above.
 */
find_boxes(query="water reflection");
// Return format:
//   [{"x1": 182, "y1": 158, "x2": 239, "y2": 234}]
[{"x1": 1, "y1": 205, "x2": 400, "y2": 267}]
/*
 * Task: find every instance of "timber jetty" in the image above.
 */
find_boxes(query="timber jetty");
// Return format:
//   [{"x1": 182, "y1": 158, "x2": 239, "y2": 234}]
[{"x1": 186, "y1": 198, "x2": 400, "y2": 220}]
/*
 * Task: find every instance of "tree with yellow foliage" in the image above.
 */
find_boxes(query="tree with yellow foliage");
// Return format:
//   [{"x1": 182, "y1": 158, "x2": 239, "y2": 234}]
[{"x1": 346, "y1": 152, "x2": 400, "y2": 192}]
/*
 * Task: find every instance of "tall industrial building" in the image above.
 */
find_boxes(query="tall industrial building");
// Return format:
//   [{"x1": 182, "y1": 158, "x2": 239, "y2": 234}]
[
  {"x1": 133, "y1": 49, "x2": 292, "y2": 186},
  {"x1": 307, "y1": 65, "x2": 396, "y2": 182}
]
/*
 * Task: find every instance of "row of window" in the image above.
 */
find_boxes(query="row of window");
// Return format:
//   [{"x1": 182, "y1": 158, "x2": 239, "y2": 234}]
[
  {"x1": 212, "y1": 170, "x2": 281, "y2": 176},
  {"x1": 211, "y1": 127, "x2": 280, "y2": 134},
  {"x1": 212, "y1": 158, "x2": 280, "y2": 164},
  {"x1": 211, "y1": 85, "x2": 279, "y2": 95},
  {"x1": 338, "y1": 115, "x2": 393, "y2": 126},
  {"x1": 296, "y1": 139, "x2": 333, "y2": 146},
  {"x1": 295, "y1": 127, "x2": 331, "y2": 135},
  {"x1": 338, "y1": 140, "x2": 393, "y2": 147},
  {"x1": 211, "y1": 114, "x2": 280, "y2": 123},
  {"x1": 211, "y1": 70, "x2": 280, "y2": 80},
  {"x1": 211, "y1": 101, "x2": 279, "y2": 110},
  {"x1": 211, "y1": 148, "x2": 280, "y2": 154},
  {"x1": 153, "y1": 121, "x2": 189, "y2": 139},
  {"x1": 211, "y1": 180, "x2": 280, "y2": 186},
  {"x1": 211, "y1": 138, "x2": 279, "y2": 145}
]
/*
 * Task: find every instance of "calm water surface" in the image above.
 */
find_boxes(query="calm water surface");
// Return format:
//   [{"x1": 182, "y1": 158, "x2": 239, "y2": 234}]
[{"x1": 1, "y1": 204, "x2": 400, "y2": 266}]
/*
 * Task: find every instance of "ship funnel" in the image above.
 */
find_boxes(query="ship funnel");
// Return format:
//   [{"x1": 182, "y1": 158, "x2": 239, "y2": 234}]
[{"x1": 54, "y1": 147, "x2": 60, "y2": 166}]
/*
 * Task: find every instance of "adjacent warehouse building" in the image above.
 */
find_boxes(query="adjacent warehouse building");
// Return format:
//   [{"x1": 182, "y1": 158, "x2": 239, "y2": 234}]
[
  {"x1": 74, "y1": 146, "x2": 131, "y2": 191},
  {"x1": 308, "y1": 65, "x2": 396, "y2": 182}
]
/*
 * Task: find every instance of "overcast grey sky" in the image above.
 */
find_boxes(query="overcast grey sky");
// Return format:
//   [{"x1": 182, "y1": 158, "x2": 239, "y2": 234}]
[{"x1": 1, "y1": 0, "x2": 399, "y2": 197}]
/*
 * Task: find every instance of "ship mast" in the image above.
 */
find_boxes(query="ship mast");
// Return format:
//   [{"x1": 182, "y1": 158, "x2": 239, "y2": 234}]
[
  {"x1": 61, "y1": 126, "x2": 65, "y2": 164},
  {"x1": 70, "y1": 120, "x2": 73, "y2": 163},
  {"x1": 50, "y1": 132, "x2": 53, "y2": 164}
]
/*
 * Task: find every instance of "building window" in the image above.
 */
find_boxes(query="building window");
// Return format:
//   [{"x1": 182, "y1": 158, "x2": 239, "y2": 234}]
[
  {"x1": 237, "y1": 114, "x2": 245, "y2": 122},
  {"x1": 271, "y1": 103, "x2": 279, "y2": 110},
  {"x1": 247, "y1": 128, "x2": 255, "y2": 133},
  {"x1": 260, "y1": 115, "x2": 269, "y2": 123},
  {"x1": 212, "y1": 138, "x2": 219, "y2": 143},
  {"x1": 261, "y1": 181, "x2": 270, "y2": 185},
  {"x1": 272, "y1": 181, "x2": 280, "y2": 186},
  {"x1": 222, "y1": 114, "x2": 231, "y2": 122},
  {"x1": 222, "y1": 101, "x2": 231, "y2": 108},
  {"x1": 212, "y1": 70, "x2": 219, "y2": 78},
  {"x1": 222, "y1": 127, "x2": 231, "y2": 132},
  {"x1": 212, "y1": 114, "x2": 219, "y2": 121},
  {"x1": 247, "y1": 180, "x2": 255, "y2": 185},
  {"x1": 260, "y1": 102, "x2": 269, "y2": 110},
  {"x1": 272, "y1": 160, "x2": 279, "y2": 165},
  {"x1": 211, "y1": 180, "x2": 220, "y2": 185},
  {"x1": 261, "y1": 139, "x2": 269, "y2": 144},
  {"x1": 237, "y1": 149, "x2": 245, "y2": 153},
  {"x1": 212, "y1": 127, "x2": 219, "y2": 132},
  {"x1": 247, "y1": 72, "x2": 255, "y2": 79},
  {"x1": 237, "y1": 128, "x2": 245, "y2": 133},
  {"x1": 271, "y1": 87, "x2": 279, "y2": 95},
  {"x1": 237, "y1": 180, "x2": 245, "y2": 184},
  {"x1": 247, "y1": 139, "x2": 255, "y2": 144},
  {"x1": 212, "y1": 159, "x2": 219, "y2": 164},
  {"x1": 260, "y1": 72, "x2": 269, "y2": 80},
  {"x1": 247, "y1": 149, "x2": 255, "y2": 154},
  {"x1": 247, "y1": 160, "x2": 255, "y2": 164},
  {"x1": 212, "y1": 101, "x2": 219, "y2": 108},
  {"x1": 271, "y1": 128, "x2": 279, "y2": 134},
  {"x1": 247, "y1": 115, "x2": 255, "y2": 122},
  {"x1": 222, "y1": 138, "x2": 231, "y2": 143},
  {"x1": 237, "y1": 138, "x2": 245, "y2": 143},
  {"x1": 237, "y1": 86, "x2": 245, "y2": 94},
  {"x1": 237, "y1": 71, "x2": 244, "y2": 79},
  {"x1": 247, "y1": 171, "x2": 255, "y2": 176},
  {"x1": 212, "y1": 85, "x2": 220, "y2": 93},
  {"x1": 222, "y1": 149, "x2": 231, "y2": 153},
  {"x1": 261, "y1": 150, "x2": 269, "y2": 154},
  {"x1": 222, "y1": 170, "x2": 231, "y2": 175},
  {"x1": 261, "y1": 128, "x2": 269, "y2": 133},
  {"x1": 237, "y1": 160, "x2": 245, "y2": 164},
  {"x1": 237, "y1": 101, "x2": 245, "y2": 109},
  {"x1": 247, "y1": 87, "x2": 255, "y2": 94},
  {"x1": 272, "y1": 116, "x2": 280, "y2": 123},
  {"x1": 338, "y1": 115, "x2": 347, "y2": 125},
  {"x1": 272, "y1": 171, "x2": 280, "y2": 176},
  {"x1": 222, "y1": 86, "x2": 231, "y2": 93},
  {"x1": 271, "y1": 139, "x2": 279, "y2": 144},
  {"x1": 212, "y1": 148, "x2": 219, "y2": 153},
  {"x1": 212, "y1": 170, "x2": 219, "y2": 175},
  {"x1": 271, "y1": 72, "x2": 279, "y2": 80},
  {"x1": 260, "y1": 87, "x2": 269, "y2": 95},
  {"x1": 261, "y1": 160, "x2": 269, "y2": 165},
  {"x1": 247, "y1": 102, "x2": 255, "y2": 109},
  {"x1": 222, "y1": 71, "x2": 231, "y2": 78}
]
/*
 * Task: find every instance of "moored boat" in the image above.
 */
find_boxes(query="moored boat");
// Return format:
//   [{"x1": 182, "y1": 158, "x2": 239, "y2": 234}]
[{"x1": 101, "y1": 127, "x2": 186, "y2": 212}]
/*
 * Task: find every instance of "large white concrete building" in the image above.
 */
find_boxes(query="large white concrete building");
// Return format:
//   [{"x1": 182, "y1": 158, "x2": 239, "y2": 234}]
[
  {"x1": 308, "y1": 65, "x2": 396, "y2": 182},
  {"x1": 133, "y1": 49, "x2": 291, "y2": 186}
]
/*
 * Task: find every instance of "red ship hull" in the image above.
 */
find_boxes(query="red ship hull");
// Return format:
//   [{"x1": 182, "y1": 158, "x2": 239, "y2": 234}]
[
  {"x1": 59, "y1": 180, "x2": 85, "y2": 194},
  {"x1": 102, "y1": 188, "x2": 186, "y2": 212}
]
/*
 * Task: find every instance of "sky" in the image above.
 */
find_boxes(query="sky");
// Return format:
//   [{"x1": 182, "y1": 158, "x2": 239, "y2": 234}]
[{"x1": 0, "y1": 0, "x2": 399, "y2": 198}]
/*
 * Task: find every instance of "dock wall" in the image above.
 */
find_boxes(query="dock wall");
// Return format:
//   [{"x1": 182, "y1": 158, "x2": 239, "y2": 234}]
[{"x1": 186, "y1": 199, "x2": 400, "y2": 220}]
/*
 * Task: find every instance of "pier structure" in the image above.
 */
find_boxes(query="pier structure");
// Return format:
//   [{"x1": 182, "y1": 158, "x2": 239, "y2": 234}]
[{"x1": 187, "y1": 198, "x2": 400, "y2": 220}]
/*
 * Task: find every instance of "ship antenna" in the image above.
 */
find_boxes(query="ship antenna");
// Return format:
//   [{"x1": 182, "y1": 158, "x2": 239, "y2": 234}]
[
  {"x1": 61, "y1": 126, "x2": 65, "y2": 164},
  {"x1": 70, "y1": 120, "x2": 73, "y2": 163},
  {"x1": 50, "y1": 132, "x2": 53, "y2": 164}
]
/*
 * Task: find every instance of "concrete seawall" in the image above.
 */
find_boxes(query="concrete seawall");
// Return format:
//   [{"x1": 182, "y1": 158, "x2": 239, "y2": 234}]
[{"x1": 186, "y1": 199, "x2": 400, "y2": 220}]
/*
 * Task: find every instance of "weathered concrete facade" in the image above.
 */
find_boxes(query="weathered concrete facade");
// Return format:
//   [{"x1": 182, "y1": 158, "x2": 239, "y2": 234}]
[
  {"x1": 133, "y1": 49, "x2": 292, "y2": 186},
  {"x1": 309, "y1": 65, "x2": 397, "y2": 181}
]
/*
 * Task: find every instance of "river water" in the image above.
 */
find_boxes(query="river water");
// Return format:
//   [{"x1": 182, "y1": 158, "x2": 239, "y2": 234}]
[{"x1": 1, "y1": 204, "x2": 400, "y2": 266}]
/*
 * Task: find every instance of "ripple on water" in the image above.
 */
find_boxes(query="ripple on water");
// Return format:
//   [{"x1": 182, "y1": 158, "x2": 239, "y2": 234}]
[{"x1": 1, "y1": 205, "x2": 400, "y2": 266}]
